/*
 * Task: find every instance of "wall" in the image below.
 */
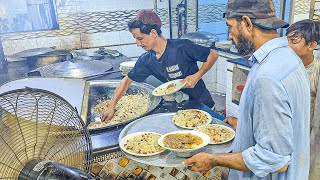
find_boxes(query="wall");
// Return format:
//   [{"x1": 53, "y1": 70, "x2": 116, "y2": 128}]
[
  {"x1": 0, "y1": 0, "x2": 160, "y2": 59},
  {"x1": 311, "y1": 0, "x2": 320, "y2": 20},
  {"x1": 291, "y1": 0, "x2": 312, "y2": 22},
  {"x1": 0, "y1": 0, "x2": 202, "y2": 60}
]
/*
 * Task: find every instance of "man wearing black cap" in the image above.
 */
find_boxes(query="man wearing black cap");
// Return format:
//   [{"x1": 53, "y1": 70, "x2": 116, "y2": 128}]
[
  {"x1": 182, "y1": 0, "x2": 310, "y2": 179},
  {"x1": 102, "y1": 10, "x2": 219, "y2": 122}
]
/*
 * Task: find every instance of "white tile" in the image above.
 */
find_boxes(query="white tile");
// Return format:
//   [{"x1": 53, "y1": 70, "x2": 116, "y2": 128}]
[
  {"x1": 227, "y1": 62, "x2": 234, "y2": 71},
  {"x1": 161, "y1": 27, "x2": 171, "y2": 39},
  {"x1": 212, "y1": 62, "x2": 218, "y2": 70},
  {"x1": 217, "y1": 70, "x2": 227, "y2": 86},
  {"x1": 206, "y1": 82, "x2": 217, "y2": 92},
  {"x1": 293, "y1": 14, "x2": 310, "y2": 23},
  {"x1": 216, "y1": 83, "x2": 226, "y2": 94},
  {"x1": 231, "y1": 102, "x2": 239, "y2": 110},
  {"x1": 157, "y1": 0, "x2": 168, "y2": 8},
  {"x1": 226, "y1": 108, "x2": 233, "y2": 117},
  {"x1": 83, "y1": 32, "x2": 122, "y2": 47},
  {"x1": 119, "y1": 31, "x2": 136, "y2": 44},
  {"x1": 314, "y1": 50, "x2": 320, "y2": 59},
  {"x1": 226, "y1": 89, "x2": 232, "y2": 102},
  {"x1": 109, "y1": 44, "x2": 145, "y2": 58}
]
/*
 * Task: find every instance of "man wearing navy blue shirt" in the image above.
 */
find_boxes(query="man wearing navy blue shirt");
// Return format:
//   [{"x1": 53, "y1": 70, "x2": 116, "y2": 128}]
[{"x1": 102, "y1": 9, "x2": 219, "y2": 122}]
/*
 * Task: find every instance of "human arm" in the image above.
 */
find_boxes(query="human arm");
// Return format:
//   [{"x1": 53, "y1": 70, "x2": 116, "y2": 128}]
[
  {"x1": 101, "y1": 76, "x2": 133, "y2": 122},
  {"x1": 240, "y1": 76, "x2": 292, "y2": 176},
  {"x1": 223, "y1": 116, "x2": 238, "y2": 129},
  {"x1": 182, "y1": 152, "x2": 288, "y2": 174}
]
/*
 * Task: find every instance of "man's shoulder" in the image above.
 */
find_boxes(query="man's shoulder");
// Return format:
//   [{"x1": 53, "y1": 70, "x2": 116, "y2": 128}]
[
  {"x1": 135, "y1": 51, "x2": 155, "y2": 67},
  {"x1": 257, "y1": 47, "x2": 302, "y2": 80},
  {"x1": 138, "y1": 51, "x2": 153, "y2": 61},
  {"x1": 169, "y1": 39, "x2": 193, "y2": 48},
  {"x1": 266, "y1": 46, "x2": 300, "y2": 65}
]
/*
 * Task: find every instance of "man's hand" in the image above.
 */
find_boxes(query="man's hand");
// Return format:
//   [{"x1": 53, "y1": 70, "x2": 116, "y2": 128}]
[
  {"x1": 182, "y1": 152, "x2": 216, "y2": 173},
  {"x1": 181, "y1": 73, "x2": 201, "y2": 88},
  {"x1": 223, "y1": 116, "x2": 238, "y2": 129},
  {"x1": 101, "y1": 106, "x2": 115, "y2": 122}
]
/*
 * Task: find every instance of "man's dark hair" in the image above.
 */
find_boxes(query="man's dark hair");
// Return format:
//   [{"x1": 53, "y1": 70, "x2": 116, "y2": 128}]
[
  {"x1": 286, "y1": 19, "x2": 320, "y2": 45},
  {"x1": 128, "y1": 19, "x2": 162, "y2": 35}
]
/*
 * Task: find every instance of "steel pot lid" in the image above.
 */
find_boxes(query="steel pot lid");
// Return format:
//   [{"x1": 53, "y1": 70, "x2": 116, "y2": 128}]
[
  {"x1": 29, "y1": 60, "x2": 113, "y2": 78},
  {"x1": 10, "y1": 48, "x2": 56, "y2": 58}
]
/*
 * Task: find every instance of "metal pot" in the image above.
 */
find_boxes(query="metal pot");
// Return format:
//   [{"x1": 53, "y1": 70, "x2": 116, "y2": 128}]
[
  {"x1": 36, "y1": 50, "x2": 71, "y2": 67},
  {"x1": 71, "y1": 51, "x2": 104, "y2": 61},
  {"x1": 28, "y1": 50, "x2": 71, "y2": 68}
]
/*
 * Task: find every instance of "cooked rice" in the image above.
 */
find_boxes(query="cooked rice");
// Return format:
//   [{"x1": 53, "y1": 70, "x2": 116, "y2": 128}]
[
  {"x1": 172, "y1": 109, "x2": 210, "y2": 128},
  {"x1": 88, "y1": 94, "x2": 150, "y2": 129},
  {"x1": 195, "y1": 124, "x2": 235, "y2": 144},
  {"x1": 123, "y1": 133, "x2": 164, "y2": 155}
]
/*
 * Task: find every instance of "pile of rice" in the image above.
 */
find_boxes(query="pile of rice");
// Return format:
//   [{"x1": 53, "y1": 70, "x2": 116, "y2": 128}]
[
  {"x1": 173, "y1": 109, "x2": 210, "y2": 128},
  {"x1": 195, "y1": 124, "x2": 235, "y2": 144},
  {"x1": 124, "y1": 133, "x2": 164, "y2": 155},
  {"x1": 88, "y1": 94, "x2": 150, "y2": 128}
]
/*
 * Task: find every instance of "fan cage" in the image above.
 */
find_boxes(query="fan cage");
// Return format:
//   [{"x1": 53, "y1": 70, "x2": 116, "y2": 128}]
[{"x1": 0, "y1": 88, "x2": 93, "y2": 179}]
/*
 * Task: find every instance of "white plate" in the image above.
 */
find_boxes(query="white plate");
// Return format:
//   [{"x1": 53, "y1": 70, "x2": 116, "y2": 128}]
[
  {"x1": 194, "y1": 124, "x2": 235, "y2": 144},
  {"x1": 120, "y1": 132, "x2": 165, "y2": 157},
  {"x1": 120, "y1": 61, "x2": 136, "y2": 68},
  {"x1": 158, "y1": 130, "x2": 210, "y2": 157},
  {"x1": 152, "y1": 79, "x2": 186, "y2": 96},
  {"x1": 172, "y1": 109, "x2": 212, "y2": 129}
]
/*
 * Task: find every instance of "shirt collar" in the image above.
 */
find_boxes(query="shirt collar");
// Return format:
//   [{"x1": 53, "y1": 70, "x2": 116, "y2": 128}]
[{"x1": 252, "y1": 36, "x2": 289, "y2": 64}]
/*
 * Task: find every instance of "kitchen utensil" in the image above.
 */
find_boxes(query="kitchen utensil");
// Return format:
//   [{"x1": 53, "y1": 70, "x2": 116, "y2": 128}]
[{"x1": 158, "y1": 130, "x2": 210, "y2": 157}]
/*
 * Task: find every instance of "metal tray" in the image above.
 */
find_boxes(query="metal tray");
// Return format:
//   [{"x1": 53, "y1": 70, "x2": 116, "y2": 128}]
[
  {"x1": 118, "y1": 113, "x2": 234, "y2": 167},
  {"x1": 82, "y1": 80, "x2": 162, "y2": 132}
]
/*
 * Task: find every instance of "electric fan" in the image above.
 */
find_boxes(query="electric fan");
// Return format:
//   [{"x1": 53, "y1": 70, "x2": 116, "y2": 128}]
[{"x1": 0, "y1": 88, "x2": 93, "y2": 179}]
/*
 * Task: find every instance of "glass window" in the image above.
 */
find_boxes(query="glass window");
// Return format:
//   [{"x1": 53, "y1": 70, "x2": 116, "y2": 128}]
[{"x1": 0, "y1": 0, "x2": 59, "y2": 34}]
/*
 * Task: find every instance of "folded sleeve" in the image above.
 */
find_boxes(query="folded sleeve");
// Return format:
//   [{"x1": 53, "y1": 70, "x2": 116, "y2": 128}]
[
  {"x1": 127, "y1": 54, "x2": 152, "y2": 82},
  {"x1": 242, "y1": 76, "x2": 293, "y2": 177}
]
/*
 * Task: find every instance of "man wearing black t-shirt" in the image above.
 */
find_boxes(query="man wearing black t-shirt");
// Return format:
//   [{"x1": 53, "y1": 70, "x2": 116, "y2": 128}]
[{"x1": 102, "y1": 9, "x2": 219, "y2": 122}]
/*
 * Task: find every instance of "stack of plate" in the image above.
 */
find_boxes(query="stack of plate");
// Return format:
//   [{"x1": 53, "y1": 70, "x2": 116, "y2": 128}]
[{"x1": 119, "y1": 61, "x2": 136, "y2": 76}]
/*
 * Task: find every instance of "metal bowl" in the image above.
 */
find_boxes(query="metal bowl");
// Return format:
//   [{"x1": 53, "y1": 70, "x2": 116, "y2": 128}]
[
  {"x1": 82, "y1": 80, "x2": 162, "y2": 132},
  {"x1": 158, "y1": 130, "x2": 210, "y2": 157}
]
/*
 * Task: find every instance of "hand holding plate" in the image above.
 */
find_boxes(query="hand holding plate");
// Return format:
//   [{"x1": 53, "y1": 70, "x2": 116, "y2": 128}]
[
  {"x1": 182, "y1": 152, "x2": 216, "y2": 173},
  {"x1": 182, "y1": 73, "x2": 201, "y2": 88}
]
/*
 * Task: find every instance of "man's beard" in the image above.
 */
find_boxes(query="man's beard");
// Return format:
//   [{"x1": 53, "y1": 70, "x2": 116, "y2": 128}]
[{"x1": 234, "y1": 33, "x2": 255, "y2": 56}]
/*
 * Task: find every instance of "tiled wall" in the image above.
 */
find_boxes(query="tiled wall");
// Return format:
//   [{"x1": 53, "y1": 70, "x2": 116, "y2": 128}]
[
  {"x1": 0, "y1": 0, "x2": 161, "y2": 58},
  {"x1": 0, "y1": 0, "x2": 200, "y2": 59},
  {"x1": 225, "y1": 62, "x2": 239, "y2": 118},
  {"x1": 311, "y1": 0, "x2": 320, "y2": 21},
  {"x1": 198, "y1": 55, "x2": 229, "y2": 94},
  {"x1": 292, "y1": 0, "x2": 312, "y2": 22}
]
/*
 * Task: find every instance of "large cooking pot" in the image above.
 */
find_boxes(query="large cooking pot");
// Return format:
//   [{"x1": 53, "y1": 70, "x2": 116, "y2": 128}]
[
  {"x1": 82, "y1": 80, "x2": 162, "y2": 132},
  {"x1": 71, "y1": 51, "x2": 104, "y2": 61},
  {"x1": 34, "y1": 50, "x2": 72, "y2": 67}
]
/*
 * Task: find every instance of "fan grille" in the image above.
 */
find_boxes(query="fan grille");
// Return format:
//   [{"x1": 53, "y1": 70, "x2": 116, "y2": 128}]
[{"x1": 0, "y1": 88, "x2": 92, "y2": 179}]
